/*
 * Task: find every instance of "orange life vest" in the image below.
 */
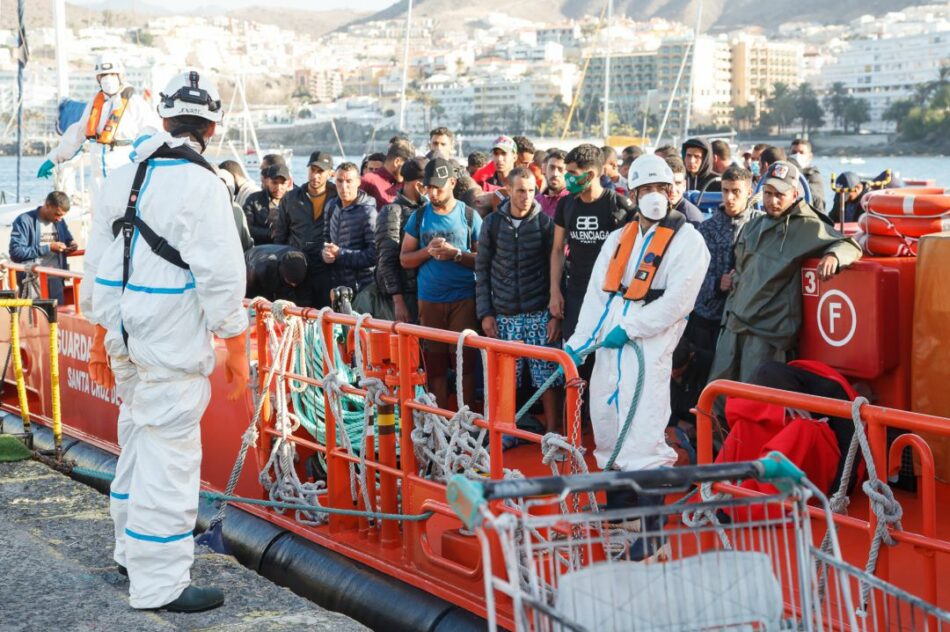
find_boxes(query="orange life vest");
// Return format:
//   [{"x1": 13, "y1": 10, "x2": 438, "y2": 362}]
[
  {"x1": 602, "y1": 212, "x2": 685, "y2": 302},
  {"x1": 85, "y1": 87, "x2": 133, "y2": 146}
]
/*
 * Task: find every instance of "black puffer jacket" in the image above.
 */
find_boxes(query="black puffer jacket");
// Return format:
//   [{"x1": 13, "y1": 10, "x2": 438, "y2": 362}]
[
  {"x1": 681, "y1": 138, "x2": 721, "y2": 193},
  {"x1": 476, "y1": 199, "x2": 554, "y2": 319},
  {"x1": 375, "y1": 191, "x2": 422, "y2": 297},
  {"x1": 325, "y1": 190, "x2": 378, "y2": 292},
  {"x1": 243, "y1": 189, "x2": 276, "y2": 245},
  {"x1": 271, "y1": 183, "x2": 338, "y2": 271}
]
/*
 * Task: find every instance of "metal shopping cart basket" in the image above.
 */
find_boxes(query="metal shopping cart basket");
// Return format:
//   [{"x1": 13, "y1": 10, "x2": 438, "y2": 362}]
[{"x1": 447, "y1": 452, "x2": 950, "y2": 632}]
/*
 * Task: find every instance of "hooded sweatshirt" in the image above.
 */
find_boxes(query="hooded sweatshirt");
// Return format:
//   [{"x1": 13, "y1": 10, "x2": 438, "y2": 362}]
[{"x1": 681, "y1": 138, "x2": 720, "y2": 193}]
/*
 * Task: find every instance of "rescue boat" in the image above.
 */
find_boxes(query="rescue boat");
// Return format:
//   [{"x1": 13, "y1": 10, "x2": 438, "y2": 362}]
[{"x1": 2, "y1": 204, "x2": 950, "y2": 630}]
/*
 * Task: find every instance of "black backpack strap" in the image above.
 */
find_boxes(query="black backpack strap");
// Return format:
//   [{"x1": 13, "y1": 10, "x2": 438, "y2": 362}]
[{"x1": 464, "y1": 204, "x2": 475, "y2": 250}]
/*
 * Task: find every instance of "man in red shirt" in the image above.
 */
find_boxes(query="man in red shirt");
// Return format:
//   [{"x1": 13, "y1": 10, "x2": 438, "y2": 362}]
[{"x1": 360, "y1": 139, "x2": 413, "y2": 209}]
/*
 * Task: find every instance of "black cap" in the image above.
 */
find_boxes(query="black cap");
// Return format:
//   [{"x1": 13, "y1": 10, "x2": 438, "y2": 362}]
[
  {"x1": 424, "y1": 157, "x2": 454, "y2": 187},
  {"x1": 265, "y1": 163, "x2": 291, "y2": 181},
  {"x1": 401, "y1": 157, "x2": 428, "y2": 182},
  {"x1": 308, "y1": 151, "x2": 333, "y2": 171}
]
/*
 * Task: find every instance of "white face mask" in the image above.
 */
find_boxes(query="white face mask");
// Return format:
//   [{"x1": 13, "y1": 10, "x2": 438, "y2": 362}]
[
  {"x1": 790, "y1": 152, "x2": 810, "y2": 169},
  {"x1": 638, "y1": 191, "x2": 668, "y2": 221},
  {"x1": 99, "y1": 75, "x2": 121, "y2": 96}
]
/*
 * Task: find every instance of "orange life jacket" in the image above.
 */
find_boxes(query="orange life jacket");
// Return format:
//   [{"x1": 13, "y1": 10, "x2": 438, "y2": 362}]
[
  {"x1": 602, "y1": 211, "x2": 685, "y2": 303},
  {"x1": 85, "y1": 87, "x2": 133, "y2": 146}
]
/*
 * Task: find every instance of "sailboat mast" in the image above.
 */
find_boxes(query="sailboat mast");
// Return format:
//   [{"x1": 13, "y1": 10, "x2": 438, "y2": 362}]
[
  {"x1": 16, "y1": 0, "x2": 26, "y2": 203},
  {"x1": 53, "y1": 0, "x2": 68, "y2": 102},
  {"x1": 398, "y1": 0, "x2": 413, "y2": 132},
  {"x1": 682, "y1": 0, "x2": 704, "y2": 140},
  {"x1": 602, "y1": 0, "x2": 612, "y2": 140}
]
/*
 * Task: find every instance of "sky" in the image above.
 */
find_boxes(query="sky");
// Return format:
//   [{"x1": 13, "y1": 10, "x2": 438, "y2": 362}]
[{"x1": 72, "y1": 0, "x2": 399, "y2": 11}]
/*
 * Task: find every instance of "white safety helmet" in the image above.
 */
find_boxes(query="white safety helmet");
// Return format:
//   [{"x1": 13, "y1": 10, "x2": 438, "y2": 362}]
[
  {"x1": 94, "y1": 54, "x2": 124, "y2": 77},
  {"x1": 627, "y1": 154, "x2": 674, "y2": 192},
  {"x1": 157, "y1": 70, "x2": 223, "y2": 123}
]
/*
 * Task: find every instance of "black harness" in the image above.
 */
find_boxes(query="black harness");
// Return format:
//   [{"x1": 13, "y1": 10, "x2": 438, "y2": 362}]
[{"x1": 111, "y1": 143, "x2": 216, "y2": 288}]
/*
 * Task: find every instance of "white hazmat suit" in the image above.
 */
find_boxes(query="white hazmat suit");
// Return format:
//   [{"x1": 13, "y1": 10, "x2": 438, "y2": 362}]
[
  {"x1": 83, "y1": 129, "x2": 247, "y2": 608},
  {"x1": 565, "y1": 218, "x2": 709, "y2": 472},
  {"x1": 45, "y1": 89, "x2": 159, "y2": 196}
]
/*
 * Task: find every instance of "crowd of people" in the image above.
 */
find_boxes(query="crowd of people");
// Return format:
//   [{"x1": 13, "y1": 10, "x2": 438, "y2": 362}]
[
  {"x1": 12, "y1": 60, "x2": 871, "y2": 609},
  {"x1": 188, "y1": 129, "x2": 859, "y2": 469}
]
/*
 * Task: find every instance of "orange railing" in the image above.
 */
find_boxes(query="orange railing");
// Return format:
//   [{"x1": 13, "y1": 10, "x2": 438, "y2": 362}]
[
  {"x1": 3, "y1": 254, "x2": 85, "y2": 313},
  {"x1": 695, "y1": 380, "x2": 948, "y2": 607}
]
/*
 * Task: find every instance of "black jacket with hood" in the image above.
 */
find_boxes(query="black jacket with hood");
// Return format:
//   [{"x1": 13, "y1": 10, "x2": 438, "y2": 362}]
[
  {"x1": 681, "y1": 138, "x2": 721, "y2": 193},
  {"x1": 270, "y1": 182, "x2": 339, "y2": 272},
  {"x1": 375, "y1": 191, "x2": 423, "y2": 298},
  {"x1": 324, "y1": 189, "x2": 378, "y2": 293},
  {"x1": 475, "y1": 199, "x2": 554, "y2": 319}
]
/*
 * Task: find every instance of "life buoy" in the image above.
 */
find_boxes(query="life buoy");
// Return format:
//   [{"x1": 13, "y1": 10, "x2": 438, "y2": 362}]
[
  {"x1": 858, "y1": 233, "x2": 918, "y2": 257},
  {"x1": 861, "y1": 191, "x2": 950, "y2": 217},
  {"x1": 859, "y1": 213, "x2": 950, "y2": 238},
  {"x1": 873, "y1": 186, "x2": 945, "y2": 195}
]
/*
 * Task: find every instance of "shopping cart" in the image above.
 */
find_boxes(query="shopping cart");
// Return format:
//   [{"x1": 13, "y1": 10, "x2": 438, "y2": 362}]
[{"x1": 447, "y1": 452, "x2": 950, "y2": 631}]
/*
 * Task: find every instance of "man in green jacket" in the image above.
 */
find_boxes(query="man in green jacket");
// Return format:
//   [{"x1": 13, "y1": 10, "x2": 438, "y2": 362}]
[{"x1": 709, "y1": 161, "x2": 862, "y2": 385}]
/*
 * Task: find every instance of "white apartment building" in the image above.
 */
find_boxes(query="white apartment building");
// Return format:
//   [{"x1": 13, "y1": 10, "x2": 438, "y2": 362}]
[
  {"x1": 818, "y1": 22, "x2": 950, "y2": 130},
  {"x1": 730, "y1": 34, "x2": 805, "y2": 111}
]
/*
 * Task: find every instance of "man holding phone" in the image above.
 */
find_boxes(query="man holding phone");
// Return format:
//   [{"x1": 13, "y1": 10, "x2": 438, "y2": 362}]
[
  {"x1": 9, "y1": 190, "x2": 78, "y2": 303},
  {"x1": 400, "y1": 157, "x2": 481, "y2": 408}
]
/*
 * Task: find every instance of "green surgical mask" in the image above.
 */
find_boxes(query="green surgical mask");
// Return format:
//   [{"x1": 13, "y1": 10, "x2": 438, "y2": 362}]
[{"x1": 565, "y1": 171, "x2": 593, "y2": 195}]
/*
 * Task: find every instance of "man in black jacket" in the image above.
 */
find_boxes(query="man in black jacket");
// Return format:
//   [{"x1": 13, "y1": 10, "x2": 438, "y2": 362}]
[
  {"x1": 477, "y1": 167, "x2": 561, "y2": 431},
  {"x1": 245, "y1": 244, "x2": 308, "y2": 303},
  {"x1": 375, "y1": 157, "x2": 427, "y2": 322},
  {"x1": 323, "y1": 163, "x2": 377, "y2": 294},
  {"x1": 681, "y1": 137, "x2": 720, "y2": 193},
  {"x1": 244, "y1": 161, "x2": 291, "y2": 245},
  {"x1": 271, "y1": 151, "x2": 337, "y2": 307}
]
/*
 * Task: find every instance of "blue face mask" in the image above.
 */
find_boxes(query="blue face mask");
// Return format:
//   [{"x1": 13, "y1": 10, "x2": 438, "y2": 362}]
[{"x1": 751, "y1": 162, "x2": 761, "y2": 177}]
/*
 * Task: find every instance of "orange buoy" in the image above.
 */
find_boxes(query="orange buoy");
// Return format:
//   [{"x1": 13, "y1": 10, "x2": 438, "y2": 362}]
[
  {"x1": 859, "y1": 233, "x2": 918, "y2": 257},
  {"x1": 873, "y1": 187, "x2": 946, "y2": 195},
  {"x1": 860, "y1": 213, "x2": 950, "y2": 238},
  {"x1": 862, "y1": 192, "x2": 950, "y2": 217}
]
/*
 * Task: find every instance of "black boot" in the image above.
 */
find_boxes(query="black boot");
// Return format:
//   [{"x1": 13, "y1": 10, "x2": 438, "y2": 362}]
[{"x1": 159, "y1": 585, "x2": 225, "y2": 613}]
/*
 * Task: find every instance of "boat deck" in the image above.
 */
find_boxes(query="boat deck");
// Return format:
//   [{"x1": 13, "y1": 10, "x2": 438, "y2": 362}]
[{"x1": 0, "y1": 459, "x2": 368, "y2": 632}]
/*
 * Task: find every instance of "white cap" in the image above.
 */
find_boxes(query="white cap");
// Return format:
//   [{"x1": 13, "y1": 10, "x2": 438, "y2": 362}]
[
  {"x1": 94, "y1": 53, "x2": 124, "y2": 76},
  {"x1": 627, "y1": 154, "x2": 674, "y2": 192},
  {"x1": 157, "y1": 70, "x2": 223, "y2": 123}
]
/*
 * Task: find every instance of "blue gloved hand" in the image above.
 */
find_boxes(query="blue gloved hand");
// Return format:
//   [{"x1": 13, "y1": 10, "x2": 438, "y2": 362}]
[
  {"x1": 600, "y1": 325, "x2": 629, "y2": 349},
  {"x1": 37, "y1": 159, "x2": 55, "y2": 179},
  {"x1": 565, "y1": 345, "x2": 583, "y2": 367}
]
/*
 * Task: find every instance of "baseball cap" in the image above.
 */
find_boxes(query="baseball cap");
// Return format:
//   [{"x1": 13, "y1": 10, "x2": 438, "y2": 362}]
[
  {"x1": 307, "y1": 151, "x2": 333, "y2": 171},
  {"x1": 424, "y1": 157, "x2": 454, "y2": 187},
  {"x1": 762, "y1": 160, "x2": 799, "y2": 194},
  {"x1": 835, "y1": 171, "x2": 862, "y2": 191},
  {"x1": 491, "y1": 135, "x2": 516, "y2": 154},
  {"x1": 401, "y1": 157, "x2": 428, "y2": 182},
  {"x1": 265, "y1": 163, "x2": 291, "y2": 181}
]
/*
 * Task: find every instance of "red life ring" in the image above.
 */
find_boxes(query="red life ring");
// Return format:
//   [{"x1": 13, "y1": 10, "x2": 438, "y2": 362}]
[
  {"x1": 859, "y1": 233, "x2": 918, "y2": 257},
  {"x1": 874, "y1": 186, "x2": 946, "y2": 195},
  {"x1": 859, "y1": 213, "x2": 950, "y2": 238},
  {"x1": 862, "y1": 191, "x2": 950, "y2": 217}
]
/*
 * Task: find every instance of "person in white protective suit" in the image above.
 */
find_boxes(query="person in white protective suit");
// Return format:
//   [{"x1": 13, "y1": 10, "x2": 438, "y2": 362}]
[
  {"x1": 37, "y1": 54, "x2": 160, "y2": 196},
  {"x1": 83, "y1": 69, "x2": 249, "y2": 612},
  {"x1": 564, "y1": 154, "x2": 710, "y2": 512}
]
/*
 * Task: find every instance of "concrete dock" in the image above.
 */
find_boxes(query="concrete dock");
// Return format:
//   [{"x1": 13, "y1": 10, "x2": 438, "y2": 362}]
[{"x1": 0, "y1": 459, "x2": 368, "y2": 632}]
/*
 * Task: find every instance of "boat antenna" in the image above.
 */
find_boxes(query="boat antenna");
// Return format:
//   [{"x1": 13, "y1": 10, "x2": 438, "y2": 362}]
[
  {"x1": 560, "y1": 0, "x2": 610, "y2": 140},
  {"x1": 398, "y1": 0, "x2": 413, "y2": 133}
]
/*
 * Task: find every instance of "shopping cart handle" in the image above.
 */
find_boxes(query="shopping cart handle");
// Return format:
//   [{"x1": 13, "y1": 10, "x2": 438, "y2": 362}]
[
  {"x1": 758, "y1": 451, "x2": 806, "y2": 486},
  {"x1": 447, "y1": 475, "x2": 487, "y2": 530}
]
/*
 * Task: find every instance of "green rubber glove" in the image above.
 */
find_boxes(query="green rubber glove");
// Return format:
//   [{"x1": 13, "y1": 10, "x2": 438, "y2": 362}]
[
  {"x1": 565, "y1": 345, "x2": 584, "y2": 367},
  {"x1": 37, "y1": 159, "x2": 55, "y2": 179},
  {"x1": 601, "y1": 325, "x2": 630, "y2": 349}
]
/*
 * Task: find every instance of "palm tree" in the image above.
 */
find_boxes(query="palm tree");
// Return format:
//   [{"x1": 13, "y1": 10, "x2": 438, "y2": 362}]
[{"x1": 824, "y1": 82, "x2": 849, "y2": 131}]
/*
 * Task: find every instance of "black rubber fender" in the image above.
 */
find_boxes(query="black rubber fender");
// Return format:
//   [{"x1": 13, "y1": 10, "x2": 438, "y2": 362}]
[{"x1": 260, "y1": 529, "x2": 485, "y2": 632}]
